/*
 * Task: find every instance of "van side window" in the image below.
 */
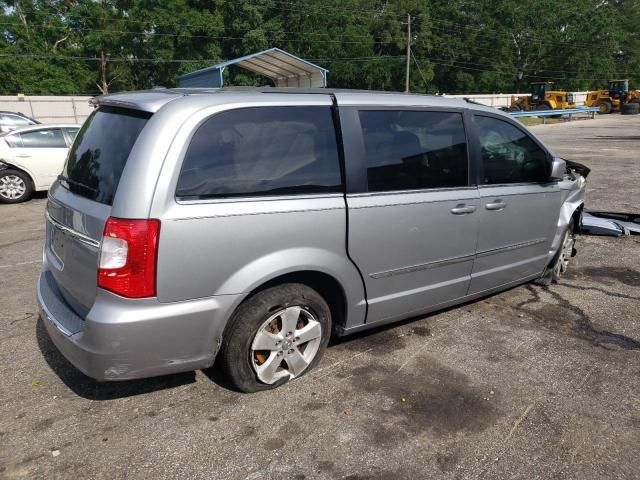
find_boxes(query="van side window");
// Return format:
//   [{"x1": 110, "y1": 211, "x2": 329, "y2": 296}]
[
  {"x1": 358, "y1": 110, "x2": 468, "y2": 192},
  {"x1": 176, "y1": 107, "x2": 342, "y2": 199},
  {"x1": 475, "y1": 115, "x2": 550, "y2": 184}
]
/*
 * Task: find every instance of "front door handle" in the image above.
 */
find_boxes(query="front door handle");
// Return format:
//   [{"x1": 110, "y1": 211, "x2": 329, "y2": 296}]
[
  {"x1": 16, "y1": 153, "x2": 31, "y2": 158},
  {"x1": 450, "y1": 204, "x2": 476, "y2": 215},
  {"x1": 486, "y1": 200, "x2": 507, "y2": 211}
]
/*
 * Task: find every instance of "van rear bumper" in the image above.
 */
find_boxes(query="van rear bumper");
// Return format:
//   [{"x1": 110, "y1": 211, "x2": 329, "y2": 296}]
[{"x1": 37, "y1": 269, "x2": 241, "y2": 381}]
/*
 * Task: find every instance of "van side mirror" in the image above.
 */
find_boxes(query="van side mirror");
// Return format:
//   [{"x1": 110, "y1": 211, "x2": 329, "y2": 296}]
[{"x1": 550, "y1": 157, "x2": 566, "y2": 181}]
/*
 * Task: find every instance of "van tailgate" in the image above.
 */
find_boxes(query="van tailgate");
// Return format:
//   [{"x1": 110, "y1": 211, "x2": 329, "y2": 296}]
[
  {"x1": 45, "y1": 184, "x2": 109, "y2": 317},
  {"x1": 43, "y1": 105, "x2": 152, "y2": 317}
]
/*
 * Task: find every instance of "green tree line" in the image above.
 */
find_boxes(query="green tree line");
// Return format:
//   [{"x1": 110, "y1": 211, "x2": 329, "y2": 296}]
[{"x1": 0, "y1": 0, "x2": 638, "y2": 95}]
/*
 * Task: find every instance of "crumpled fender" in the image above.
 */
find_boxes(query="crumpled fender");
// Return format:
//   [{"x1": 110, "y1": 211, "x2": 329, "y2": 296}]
[
  {"x1": 546, "y1": 172, "x2": 586, "y2": 264},
  {"x1": 0, "y1": 158, "x2": 38, "y2": 188}
]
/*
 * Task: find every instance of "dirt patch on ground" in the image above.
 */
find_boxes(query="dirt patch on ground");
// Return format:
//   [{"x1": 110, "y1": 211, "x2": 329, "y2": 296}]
[{"x1": 348, "y1": 355, "x2": 500, "y2": 438}]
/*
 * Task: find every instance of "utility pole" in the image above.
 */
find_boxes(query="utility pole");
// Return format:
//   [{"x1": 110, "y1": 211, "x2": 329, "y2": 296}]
[{"x1": 405, "y1": 13, "x2": 411, "y2": 93}]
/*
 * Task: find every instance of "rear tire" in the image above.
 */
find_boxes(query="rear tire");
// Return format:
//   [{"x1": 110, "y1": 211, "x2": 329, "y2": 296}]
[
  {"x1": 597, "y1": 100, "x2": 612, "y2": 114},
  {"x1": 0, "y1": 169, "x2": 33, "y2": 204},
  {"x1": 621, "y1": 102, "x2": 640, "y2": 115},
  {"x1": 218, "y1": 283, "x2": 331, "y2": 393}
]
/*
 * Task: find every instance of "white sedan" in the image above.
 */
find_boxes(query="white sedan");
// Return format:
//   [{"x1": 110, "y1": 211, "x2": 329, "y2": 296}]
[{"x1": 0, "y1": 124, "x2": 80, "y2": 203}]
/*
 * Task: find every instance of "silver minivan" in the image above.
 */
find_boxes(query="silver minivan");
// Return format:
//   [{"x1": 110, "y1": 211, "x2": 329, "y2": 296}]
[{"x1": 37, "y1": 88, "x2": 588, "y2": 392}]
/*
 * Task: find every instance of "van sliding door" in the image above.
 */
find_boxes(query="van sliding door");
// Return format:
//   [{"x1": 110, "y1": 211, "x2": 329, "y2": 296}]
[{"x1": 341, "y1": 106, "x2": 480, "y2": 325}]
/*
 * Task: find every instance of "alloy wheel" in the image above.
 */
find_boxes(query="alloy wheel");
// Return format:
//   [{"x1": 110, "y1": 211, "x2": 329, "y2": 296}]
[
  {"x1": 0, "y1": 174, "x2": 27, "y2": 200},
  {"x1": 553, "y1": 229, "x2": 575, "y2": 279},
  {"x1": 250, "y1": 306, "x2": 322, "y2": 384}
]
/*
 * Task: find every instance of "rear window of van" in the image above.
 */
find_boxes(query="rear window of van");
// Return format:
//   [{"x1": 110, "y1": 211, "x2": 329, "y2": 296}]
[{"x1": 60, "y1": 106, "x2": 151, "y2": 205}]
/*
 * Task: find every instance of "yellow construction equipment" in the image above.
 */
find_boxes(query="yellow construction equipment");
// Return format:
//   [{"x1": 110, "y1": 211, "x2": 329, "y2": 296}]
[
  {"x1": 508, "y1": 82, "x2": 576, "y2": 112},
  {"x1": 584, "y1": 80, "x2": 640, "y2": 114}
]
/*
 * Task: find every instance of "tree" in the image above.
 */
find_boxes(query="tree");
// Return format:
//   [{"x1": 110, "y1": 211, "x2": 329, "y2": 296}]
[
  {"x1": 0, "y1": 0, "x2": 94, "y2": 94},
  {"x1": 0, "y1": 0, "x2": 637, "y2": 95}
]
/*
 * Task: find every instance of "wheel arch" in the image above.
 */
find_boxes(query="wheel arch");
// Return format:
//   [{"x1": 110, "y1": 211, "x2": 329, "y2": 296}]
[
  {"x1": 0, "y1": 160, "x2": 37, "y2": 190},
  {"x1": 546, "y1": 192, "x2": 584, "y2": 265},
  {"x1": 214, "y1": 247, "x2": 367, "y2": 333},
  {"x1": 571, "y1": 203, "x2": 584, "y2": 234},
  {"x1": 247, "y1": 270, "x2": 349, "y2": 334}
]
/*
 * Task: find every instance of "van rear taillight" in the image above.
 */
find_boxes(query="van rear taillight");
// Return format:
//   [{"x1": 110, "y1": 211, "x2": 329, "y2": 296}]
[{"x1": 98, "y1": 217, "x2": 160, "y2": 298}]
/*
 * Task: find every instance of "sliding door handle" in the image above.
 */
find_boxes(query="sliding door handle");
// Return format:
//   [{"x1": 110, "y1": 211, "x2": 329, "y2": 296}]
[
  {"x1": 485, "y1": 200, "x2": 507, "y2": 211},
  {"x1": 450, "y1": 204, "x2": 476, "y2": 215}
]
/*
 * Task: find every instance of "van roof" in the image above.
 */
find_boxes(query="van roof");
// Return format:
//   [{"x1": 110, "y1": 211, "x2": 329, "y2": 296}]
[{"x1": 96, "y1": 87, "x2": 500, "y2": 116}]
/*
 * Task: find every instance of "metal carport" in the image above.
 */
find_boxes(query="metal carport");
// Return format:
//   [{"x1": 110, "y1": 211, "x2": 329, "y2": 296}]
[{"x1": 177, "y1": 48, "x2": 328, "y2": 88}]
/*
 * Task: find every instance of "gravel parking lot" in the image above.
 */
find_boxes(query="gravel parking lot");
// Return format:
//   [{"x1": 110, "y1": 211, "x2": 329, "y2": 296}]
[{"x1": 1, "y1": 115, "x2": 639, "y2": 480}]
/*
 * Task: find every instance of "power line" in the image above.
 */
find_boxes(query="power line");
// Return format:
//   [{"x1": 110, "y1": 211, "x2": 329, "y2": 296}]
[
  {"x1": 0, "y1": 18, "x2": 624, "y2": 71},
  {"x1": 8, "y1": 2, "x2": 404, "y2": 30},
  {"x1": 0, "y1": 53, "x2": 404, "y2": 63},
  {"x1": 421, "y1": 58, "x2": 631, "y2": 81},
  {"x1": 417, "y1": 48, "x2": 640, "y2": 77},
  {"x1": 411, "y1": 51, "x2": 430, "y2": 87},
  {"x1": 2, "y1": 52, "x2": 635, "y2": 80},
  {"x1": 0, "y1": 21, "x2": 391, "y2": 45},
  {"x1": 0, "y1": 8, "x2": 632, "y2": 52},
  {"x1": 0, "y1": 54, "x2": 216, "y2": 63},
  {"x1": 6, "y1": 4, "x2": 626, "y2": 51},
  {"x1": 415, "y1": 31, "x2": 632, "y2": 72},
  {"x1": 0, "y1": 17, "x2": 627, "y2": 68},
  {"x1": 414, "y1": 13, "x2": 626, "y2": 49},
  {"x1": 425, "y1": 15, "x2": 637, "y2": 50}
]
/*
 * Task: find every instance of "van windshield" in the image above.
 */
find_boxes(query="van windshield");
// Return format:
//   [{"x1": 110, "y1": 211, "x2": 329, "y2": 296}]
[{"x1": 60, "y1": 106, "x2": 151, "y2": 205}]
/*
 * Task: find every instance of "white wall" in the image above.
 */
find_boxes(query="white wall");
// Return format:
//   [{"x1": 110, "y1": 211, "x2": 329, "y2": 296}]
[
  {"x1": 0, "y1": 95, "x2": 94, "y2": 125},
  {"x1": 443, "y1": 92, "x2": 589, "y2": 107}
]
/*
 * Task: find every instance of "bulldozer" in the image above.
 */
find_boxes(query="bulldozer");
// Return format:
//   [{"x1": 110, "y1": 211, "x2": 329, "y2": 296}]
[
  {"x1": 508, "y1": 82, "x2": 576, "y2": 112},
  {"x1": 584, "y1": 79, "x2": 640, "y2": 114}
]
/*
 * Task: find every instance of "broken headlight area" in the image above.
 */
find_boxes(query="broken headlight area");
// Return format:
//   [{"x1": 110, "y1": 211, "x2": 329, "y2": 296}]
[{"x1": 564, "y1": 159, "x2": 591, "y2": 180}]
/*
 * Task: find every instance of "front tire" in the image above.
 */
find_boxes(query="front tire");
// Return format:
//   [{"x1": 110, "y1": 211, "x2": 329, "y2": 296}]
[
  {"x1": 597, "y1": 100, "x2": 612, "y2": 114},
  {"x1": 218, "y1": 283, "x2": 331, "y2": 393},
  {"x1": 0, "y1": 169, "x2": 33, "y2": 204},
  {"x1": 535, "y1": 219, "x2": 576, "y2": 286}
]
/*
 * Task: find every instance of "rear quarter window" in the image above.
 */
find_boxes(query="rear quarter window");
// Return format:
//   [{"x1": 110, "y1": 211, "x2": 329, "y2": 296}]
[
  {"x1": 19, "y1": 129, "x2": 67, "y2": 148},
  {"x1": 176, "y1": 106, "x2": 342, "y2": 199},
  {"x1": 61, "y1": 106, "x2": 151, "y2": 205}
]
